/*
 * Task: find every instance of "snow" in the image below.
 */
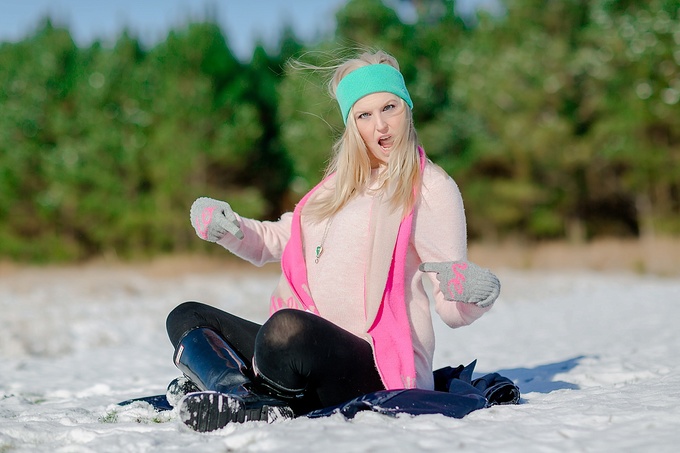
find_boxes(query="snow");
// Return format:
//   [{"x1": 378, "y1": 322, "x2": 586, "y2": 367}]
[{"x1": 1, "y1": 263, "x2": 679, "y2": 452}]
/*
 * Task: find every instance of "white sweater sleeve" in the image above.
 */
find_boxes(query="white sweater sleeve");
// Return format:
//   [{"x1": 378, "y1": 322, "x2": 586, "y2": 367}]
[
  {"x1": 414, "y1": 163, "x2": 491, "y2": 328},
  {"x1": 215, "y1": 212, "x2": 293, "y2": 266}
]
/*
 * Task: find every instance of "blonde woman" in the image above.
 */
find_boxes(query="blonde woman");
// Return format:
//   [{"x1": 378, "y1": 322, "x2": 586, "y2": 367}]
[{"x1": 166, "y1": 50, "x2": 501, "y2": 432}]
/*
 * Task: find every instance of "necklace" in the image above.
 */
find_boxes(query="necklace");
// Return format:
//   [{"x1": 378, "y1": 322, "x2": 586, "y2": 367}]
[{"x1": 315, "y1": 217, "x2": 333, "y2": 264}]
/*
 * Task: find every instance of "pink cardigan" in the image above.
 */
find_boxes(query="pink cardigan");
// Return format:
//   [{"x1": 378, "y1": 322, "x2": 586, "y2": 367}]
[
  {"x1": 276, "y1": 149, "x2": 426, "y2": 389},
  {"x1": 218, "y1": 150, "x2": 491, "y2": 390}
]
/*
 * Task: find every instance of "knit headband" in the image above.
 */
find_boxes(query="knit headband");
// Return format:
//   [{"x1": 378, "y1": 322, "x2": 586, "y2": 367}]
[{"x1": 336, "y1": 64, "x2": 413, "y2": 124}]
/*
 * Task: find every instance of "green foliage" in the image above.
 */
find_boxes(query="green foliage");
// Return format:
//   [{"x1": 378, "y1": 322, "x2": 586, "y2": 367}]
[
  {"x1": 443, "y1": 0, "x2": 680, "y2": 240},
  {"x1": 1, "y1": 1, "x2": 679, "y2": 262}
]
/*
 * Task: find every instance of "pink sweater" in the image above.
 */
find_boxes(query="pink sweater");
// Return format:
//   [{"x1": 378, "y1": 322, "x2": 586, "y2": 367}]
[{"x1": 218, "y1": 160, "x2": 490, "y2": 390}]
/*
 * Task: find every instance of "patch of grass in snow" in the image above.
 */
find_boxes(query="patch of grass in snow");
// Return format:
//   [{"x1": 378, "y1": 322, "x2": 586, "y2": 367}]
[
  {"x1": 99, "y1": 404, "x2": 174, "y2": 425},
  {"x1": 100, "y1": 410, "x2": 118, "y2": 423},
  {"x1": 25, "y1": 396, "x2": 47, "y2": 405}
]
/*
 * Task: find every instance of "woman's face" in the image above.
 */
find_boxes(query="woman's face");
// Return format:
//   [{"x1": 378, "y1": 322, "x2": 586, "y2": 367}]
[{"x1": 351, "y1": 92, "x2": 407, "y2": 168}]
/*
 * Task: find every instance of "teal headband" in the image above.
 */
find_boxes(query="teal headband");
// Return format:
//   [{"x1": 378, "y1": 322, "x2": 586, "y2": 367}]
[{"x1": 336, "y1": 64, "x2": 413, "y2": 124}]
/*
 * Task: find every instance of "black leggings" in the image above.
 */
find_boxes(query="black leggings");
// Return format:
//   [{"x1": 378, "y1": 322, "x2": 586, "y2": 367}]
[{"x1": 166, "y1": 301, "x2": 385, "y2": 413}]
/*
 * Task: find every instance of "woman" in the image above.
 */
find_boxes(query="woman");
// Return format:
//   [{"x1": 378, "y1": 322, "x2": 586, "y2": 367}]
[{"x1": 166, "y1": 50, "x2": 500, "y2": 432}]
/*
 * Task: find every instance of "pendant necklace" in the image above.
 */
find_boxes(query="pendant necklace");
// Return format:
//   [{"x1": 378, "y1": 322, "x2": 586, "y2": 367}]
[{"x1": 315, "y1": 217, "x2": 334, "y2": 264}]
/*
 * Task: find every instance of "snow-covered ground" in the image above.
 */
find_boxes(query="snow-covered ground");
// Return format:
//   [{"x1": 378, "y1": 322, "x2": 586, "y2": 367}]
[{"x1": 1, "y1": 262, "x2": 679, "y2": 452}]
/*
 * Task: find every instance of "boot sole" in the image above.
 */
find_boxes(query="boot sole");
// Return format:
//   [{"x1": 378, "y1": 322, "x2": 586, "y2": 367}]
[{"x1": 179, "y1": 391, "x2": 293, "y2": 432}]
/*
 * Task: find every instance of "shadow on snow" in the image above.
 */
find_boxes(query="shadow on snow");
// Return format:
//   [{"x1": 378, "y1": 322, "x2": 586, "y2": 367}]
[{"x1": 480, "y1": 355, "x2": 587, "y2": 394}]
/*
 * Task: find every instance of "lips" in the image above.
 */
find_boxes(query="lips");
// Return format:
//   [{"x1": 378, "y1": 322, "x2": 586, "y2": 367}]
[{"x1": 378, "y1": 136, "x2": 393, "y2": 151}]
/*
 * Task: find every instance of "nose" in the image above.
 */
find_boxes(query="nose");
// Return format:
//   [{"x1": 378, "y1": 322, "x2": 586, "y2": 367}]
[{"x1": 375, "y1": 113, "x2": 388, "y2": 132}]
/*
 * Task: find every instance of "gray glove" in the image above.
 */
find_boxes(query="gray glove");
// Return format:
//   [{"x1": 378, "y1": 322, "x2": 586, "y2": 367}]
[
  {"x1": 190, "y1": 197, "x2": 244, "y2": 242},
  {"x1": 419, "y1": 260, "x2": 500, "y2": 308}
]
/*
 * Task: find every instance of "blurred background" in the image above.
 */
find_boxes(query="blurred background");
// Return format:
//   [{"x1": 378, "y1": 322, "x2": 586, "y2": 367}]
[{"x1": 0, "y1": 0, "x2": 678, "y2": 272}]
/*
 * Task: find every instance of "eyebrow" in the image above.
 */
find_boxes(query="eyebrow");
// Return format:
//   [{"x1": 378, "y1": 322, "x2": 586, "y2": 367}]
[{"x1": 356, "y1": 96, "x2": 400, "y2": 110}]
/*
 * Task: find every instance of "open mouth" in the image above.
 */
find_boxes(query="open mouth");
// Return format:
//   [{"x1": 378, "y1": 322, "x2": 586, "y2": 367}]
[{"x1": 378, "y1": 136, "x2": 393, "y2": 152}]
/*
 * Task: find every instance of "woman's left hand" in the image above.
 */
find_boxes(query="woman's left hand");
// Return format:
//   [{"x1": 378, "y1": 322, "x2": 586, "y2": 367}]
[{"x1": 419, "y1": 260, "x2": 500, "y2": 308}]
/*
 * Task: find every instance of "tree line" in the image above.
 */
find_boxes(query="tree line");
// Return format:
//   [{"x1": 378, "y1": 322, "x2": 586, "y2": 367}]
[{"x1": 1, "y1": 0, "x2": 678, "y2": 262}]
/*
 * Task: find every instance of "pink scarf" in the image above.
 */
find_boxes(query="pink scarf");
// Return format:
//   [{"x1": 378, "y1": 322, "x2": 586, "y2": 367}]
[{"x1": 275, "y1": 148, "x2": 426, "y2": 390}]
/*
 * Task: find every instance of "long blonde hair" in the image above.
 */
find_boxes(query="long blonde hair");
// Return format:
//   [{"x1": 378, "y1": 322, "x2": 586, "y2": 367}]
[{"x1": 298, "y1": 50, "x2": 422, "y2": 222}]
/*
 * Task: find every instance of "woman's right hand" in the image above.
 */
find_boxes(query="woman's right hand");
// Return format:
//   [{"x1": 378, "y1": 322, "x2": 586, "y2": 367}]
[{"x1": 190, "y1": 197, "x2": 244, "y2": 242}]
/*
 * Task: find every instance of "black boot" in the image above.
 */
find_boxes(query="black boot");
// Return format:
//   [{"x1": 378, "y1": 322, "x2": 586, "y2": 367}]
[
  {"x1": 173, "y1": 327, "x2": 295, "y2": 432},
  {"x1": 166, "y1": 375, "x2": 200, "y2": 407}
]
